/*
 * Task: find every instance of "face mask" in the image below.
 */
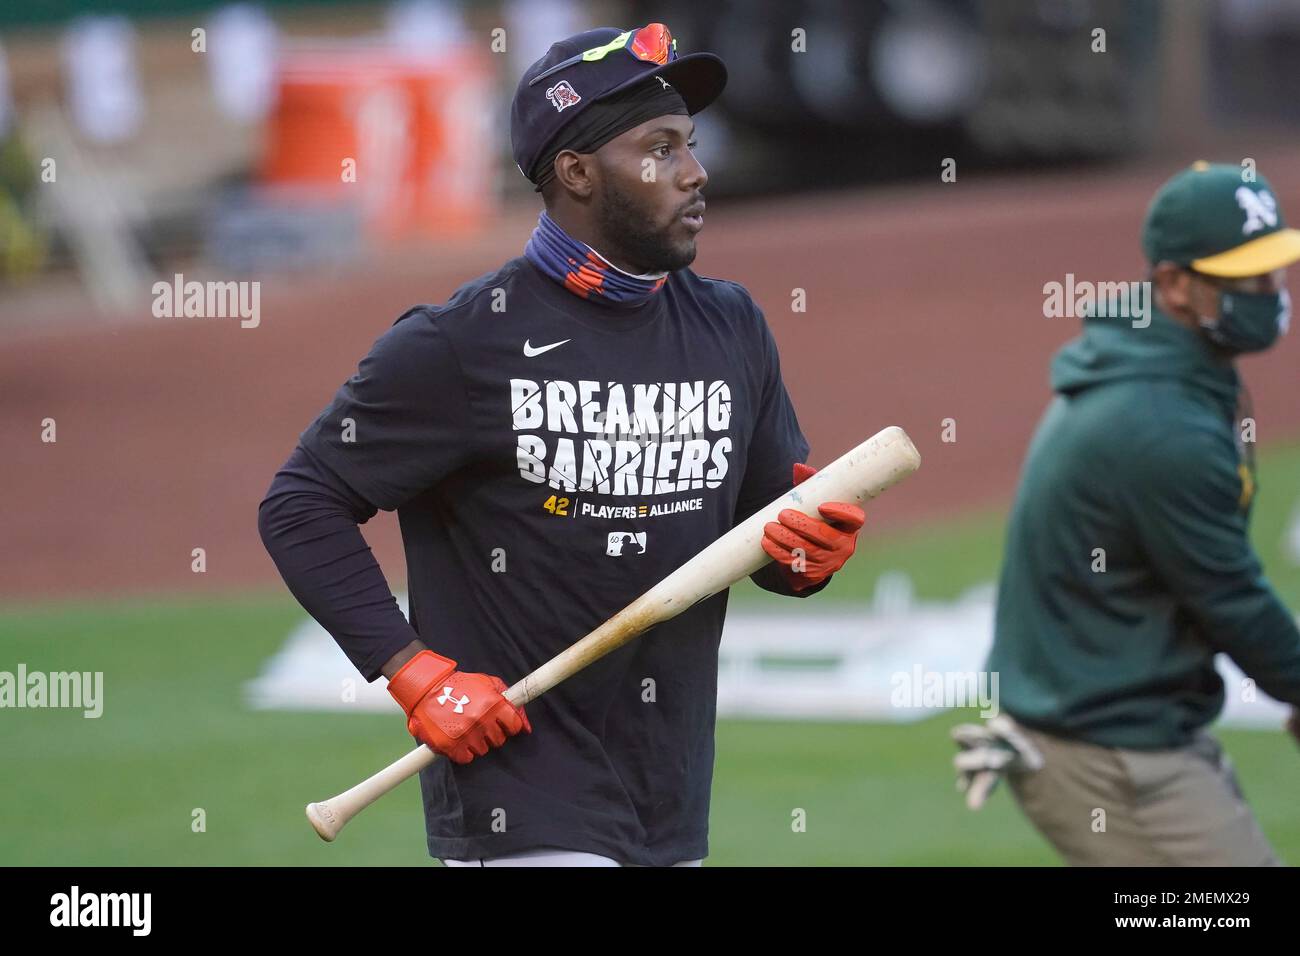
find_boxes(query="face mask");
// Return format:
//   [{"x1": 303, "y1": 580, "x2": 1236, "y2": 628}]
[{"x1": 1199, "y1": 288, "x2": 1290, "y2": 353}]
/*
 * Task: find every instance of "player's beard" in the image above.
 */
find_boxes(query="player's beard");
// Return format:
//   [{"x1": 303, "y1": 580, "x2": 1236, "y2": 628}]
[{"x1": 595, "y1": 177, "x2": 697, "y2": 274}]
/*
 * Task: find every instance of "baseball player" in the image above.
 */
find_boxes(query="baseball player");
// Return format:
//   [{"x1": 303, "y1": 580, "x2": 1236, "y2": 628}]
[
  {"x1": 954, "y1": 162, "x2": 1300, "y2": 865},
  {"x1": 258, "y1": 23, "x2": 866, "y2": 867}
]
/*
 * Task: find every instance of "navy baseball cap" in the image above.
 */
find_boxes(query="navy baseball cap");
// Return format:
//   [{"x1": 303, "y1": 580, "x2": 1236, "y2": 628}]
[{"x1": 510, "y1": 24, "x2": 727, "y2": 186}]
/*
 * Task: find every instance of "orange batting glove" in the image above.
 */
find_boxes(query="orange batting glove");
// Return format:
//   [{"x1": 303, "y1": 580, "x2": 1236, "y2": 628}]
[
  {"x1": 387, "y1": 650, "x2": 531, "y2": 765},
  {"x1": 760, "y1": 462, "x2": 866, "y2": 592}
]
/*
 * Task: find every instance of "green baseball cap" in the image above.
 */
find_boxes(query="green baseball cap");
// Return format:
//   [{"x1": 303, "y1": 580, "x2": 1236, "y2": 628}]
[{"x1": 1141, "y1": 161, "x2": 1300, "y2": 277}]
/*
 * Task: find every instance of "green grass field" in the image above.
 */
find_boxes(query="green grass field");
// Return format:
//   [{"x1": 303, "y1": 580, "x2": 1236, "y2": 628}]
[{"x1": 3, "y1": 442, "x2": 1299, "y2": 866}]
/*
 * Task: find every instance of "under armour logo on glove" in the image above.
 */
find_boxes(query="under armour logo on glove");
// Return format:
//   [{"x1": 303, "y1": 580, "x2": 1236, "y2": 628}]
[
  {"x1": 437, "y1": 687, "x2": 470, "y2": 713},
  {"x1": 388, "y1": 652, "x2": 532, "y2": 766}
]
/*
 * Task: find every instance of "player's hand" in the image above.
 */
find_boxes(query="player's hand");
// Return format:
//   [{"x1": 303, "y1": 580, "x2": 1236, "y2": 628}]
[
  {"x1": 951, "y1": 715, "x2": 1045, "y2": 810},
  {"x1": 760, "y1": 462, "x2": 865, "y2": 592},
  {"x1": 387, "y1": 650, "x2": 531, "y2": 765},
  {"x1": 1287, "y1": 708, "x2": 1300, "y2": 750}
]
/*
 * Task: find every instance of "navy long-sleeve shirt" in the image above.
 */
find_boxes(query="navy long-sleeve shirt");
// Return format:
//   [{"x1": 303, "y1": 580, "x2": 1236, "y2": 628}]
[{"x1": 258, "y1": 255, "x2": 823, "y2": 865}]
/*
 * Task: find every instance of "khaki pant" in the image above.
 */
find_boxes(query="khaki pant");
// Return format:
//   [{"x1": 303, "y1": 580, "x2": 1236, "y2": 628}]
[{"x1": 1007, "y1": 723, "x2": 1280, "y2": 866}]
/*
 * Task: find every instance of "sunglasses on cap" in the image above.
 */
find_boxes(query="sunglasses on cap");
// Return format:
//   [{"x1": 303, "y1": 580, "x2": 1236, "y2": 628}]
[{"x1": 528, "y1": 23, "x2": 678, "y2": 88}]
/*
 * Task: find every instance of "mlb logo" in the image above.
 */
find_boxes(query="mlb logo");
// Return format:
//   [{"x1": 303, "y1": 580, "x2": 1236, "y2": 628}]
[
  {"x1": 606, "y1": 532, "x2": 647, "y2": 556},
  {"x1": 545, "y1": 80, "x2": 582, "y2": 113}
]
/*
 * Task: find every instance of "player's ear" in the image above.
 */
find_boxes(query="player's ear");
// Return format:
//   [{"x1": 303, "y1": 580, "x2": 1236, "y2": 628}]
[
  {"x1": 553, "y1": 149, "x2": 595, "y2": 200},
  {"x1": 1151, "y1": 261, "x2": 1190, "y2": 312}
]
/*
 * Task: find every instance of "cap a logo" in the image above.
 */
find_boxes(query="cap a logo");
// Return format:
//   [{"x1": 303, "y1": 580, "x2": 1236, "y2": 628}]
[
  {"x1": 545, "y1": 80, "x2": 582, "y2": 113},
  {"x1": 1236, "y1": 186, "x2": 1278, "y2": 235}
]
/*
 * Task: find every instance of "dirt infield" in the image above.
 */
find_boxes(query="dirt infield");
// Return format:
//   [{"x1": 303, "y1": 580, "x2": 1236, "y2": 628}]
[{"x1": 5, "y1": 154, "x2": 1300, "y2": 601}]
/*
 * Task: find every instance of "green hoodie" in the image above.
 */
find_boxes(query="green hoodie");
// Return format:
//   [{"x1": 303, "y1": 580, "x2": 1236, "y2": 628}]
[{"x1": 988, "y1": 304, "x2": 1300, "y2": 749}]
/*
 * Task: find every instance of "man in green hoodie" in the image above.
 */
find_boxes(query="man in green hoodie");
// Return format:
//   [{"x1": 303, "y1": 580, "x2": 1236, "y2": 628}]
[{"x1": 967, "y1": 162, "x2": 1300, "y2": 865}]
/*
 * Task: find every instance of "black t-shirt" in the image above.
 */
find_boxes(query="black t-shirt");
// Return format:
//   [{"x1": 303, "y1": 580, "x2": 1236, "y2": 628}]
[{"x1": 296, "y1": 255, "x2": 810, "y2": 865}]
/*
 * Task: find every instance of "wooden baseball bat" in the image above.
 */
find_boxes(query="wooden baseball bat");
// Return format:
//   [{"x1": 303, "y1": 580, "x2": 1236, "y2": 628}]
[{"x1": 307, "y1": 425, "x2": 921, "y2": 841}]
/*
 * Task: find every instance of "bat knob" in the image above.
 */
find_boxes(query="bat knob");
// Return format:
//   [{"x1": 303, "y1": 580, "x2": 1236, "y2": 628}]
[{"x1": 306, "y1": 801, "x2": 341, "y2": 842}]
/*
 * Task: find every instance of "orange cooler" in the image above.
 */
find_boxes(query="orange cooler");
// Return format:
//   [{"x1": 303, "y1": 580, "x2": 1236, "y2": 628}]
[{"x1": 259, "y1": 45, "x2": 497, "y2": 241}]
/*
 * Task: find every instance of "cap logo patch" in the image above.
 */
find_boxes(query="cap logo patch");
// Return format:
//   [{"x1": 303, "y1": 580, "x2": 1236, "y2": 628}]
[
  {"x1": 1236, "y1": 187, "x2": 1278, "y2": 235},
  {"x1": 545, "y1": 80, "x2": 582, "y2": 113}
]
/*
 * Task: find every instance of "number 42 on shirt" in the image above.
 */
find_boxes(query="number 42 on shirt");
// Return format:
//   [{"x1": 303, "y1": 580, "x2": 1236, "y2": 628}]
[{"x1": 543, "y1": 495, "x2": 572, "y2": 516}]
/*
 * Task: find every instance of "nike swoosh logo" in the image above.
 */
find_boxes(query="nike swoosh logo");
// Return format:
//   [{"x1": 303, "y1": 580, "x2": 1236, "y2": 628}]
[{"x1": 523, "y1": 338, "x2": 571, "y2": 357}]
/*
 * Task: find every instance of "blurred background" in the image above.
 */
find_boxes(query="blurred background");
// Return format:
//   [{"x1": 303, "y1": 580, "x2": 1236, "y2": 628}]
[{"x1": 2, "y1": 0, "x2": 1299, "y2": 865}]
